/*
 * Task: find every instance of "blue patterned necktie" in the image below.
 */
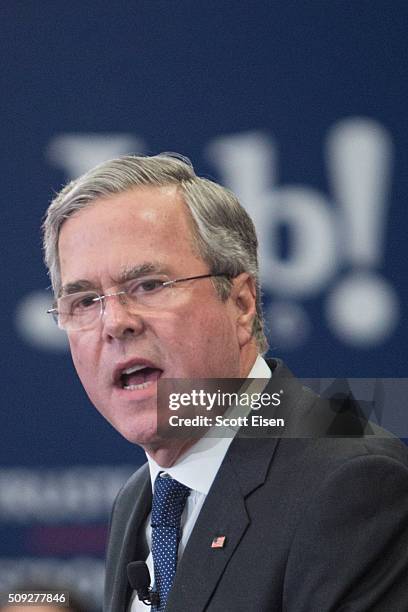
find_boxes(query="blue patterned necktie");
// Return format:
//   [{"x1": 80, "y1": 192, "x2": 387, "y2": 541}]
[{"x1": 151, "y1": 474, "x2": 191, "y2": 611}]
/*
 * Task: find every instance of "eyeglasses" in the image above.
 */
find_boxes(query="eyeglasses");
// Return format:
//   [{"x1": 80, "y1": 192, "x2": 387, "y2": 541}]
[{"x1": 47, "y1": 273, "x2": 229, "y2": 332}]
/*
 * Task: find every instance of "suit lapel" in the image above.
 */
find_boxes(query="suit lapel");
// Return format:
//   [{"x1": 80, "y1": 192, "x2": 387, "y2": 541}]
[{"x1": 166, "y1": 435, "x2": 280, "y2": 611}]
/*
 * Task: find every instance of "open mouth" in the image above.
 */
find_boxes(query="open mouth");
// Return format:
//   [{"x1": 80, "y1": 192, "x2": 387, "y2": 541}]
[{"x1": 118, "y1": 364, "x2": 162, "y2": 391}]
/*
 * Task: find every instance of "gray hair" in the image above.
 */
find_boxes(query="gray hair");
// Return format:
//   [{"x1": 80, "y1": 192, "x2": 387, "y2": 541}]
[{"x1": 43, "y1": 153, "x2": 268, "y2": 352}]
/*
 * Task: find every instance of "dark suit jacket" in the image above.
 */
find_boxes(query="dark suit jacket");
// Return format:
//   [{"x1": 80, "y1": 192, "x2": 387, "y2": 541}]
[{"x1": 104, "y1": 360, "x2": 408, "y2": 611}]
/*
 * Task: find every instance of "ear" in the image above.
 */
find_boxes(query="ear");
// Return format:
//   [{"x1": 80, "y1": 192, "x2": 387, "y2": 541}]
[{"x1": 231, "y1": 273, "x2": 257, "y2": 348}]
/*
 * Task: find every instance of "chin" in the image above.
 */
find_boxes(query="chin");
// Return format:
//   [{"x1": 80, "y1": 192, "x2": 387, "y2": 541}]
[{"x1": 117, "y1": 419, "x2": 160, "y2": 447}]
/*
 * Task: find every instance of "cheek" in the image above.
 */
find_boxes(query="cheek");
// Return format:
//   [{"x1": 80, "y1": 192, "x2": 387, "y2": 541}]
[
  {"x1": 68, "y1": 334, "x2": 99, "y2": 385},
  {"x1": 174, "y1": 306, "x2": 238, "y2": 358},
  {"x1": 202, "y1": 303, "x2": 237, "y2": 340}
]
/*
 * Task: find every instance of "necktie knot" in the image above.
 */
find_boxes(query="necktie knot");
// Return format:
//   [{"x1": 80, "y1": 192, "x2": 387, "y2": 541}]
[{"x1": 152, "y1": 475, "x2": 191, "y2": 528}]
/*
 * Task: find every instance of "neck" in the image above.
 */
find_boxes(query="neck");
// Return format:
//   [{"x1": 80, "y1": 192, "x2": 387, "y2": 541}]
[
  {"x1": 144, "y1": 438, "x2": 198, "y2": 468},
  {"x1": 144, "y1": 347, "x2": 260, "y2": 468},
  {"x1": 239, "y1": 344, "x2": 258, "y2": 377}
]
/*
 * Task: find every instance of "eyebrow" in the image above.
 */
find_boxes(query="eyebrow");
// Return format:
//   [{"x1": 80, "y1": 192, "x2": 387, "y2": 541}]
[
  {"x1": 59, "y1": 262, "x2": 170, "y2": 297},
  {"x1": 119, "y1": 263, "x2": 169, "y2": 283},
  {"x1": 59, "y1": 280, "x2": 94, "y2": 297}
]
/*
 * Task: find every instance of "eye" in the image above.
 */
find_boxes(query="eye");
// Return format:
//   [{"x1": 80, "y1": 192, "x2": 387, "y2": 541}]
[
  {"x1": 70, "y1": 293, "x2": 99, "y2": 312},
  {"x1": 141, "y1": 278, "x2": 164, "y2": 292},
  {"x1": 129, "y1": 278, "x2": 165, "y2": 295}
]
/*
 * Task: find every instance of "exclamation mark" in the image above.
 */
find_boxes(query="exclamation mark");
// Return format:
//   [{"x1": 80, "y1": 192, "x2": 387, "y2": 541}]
[{"x1": 325, "y1": 117, "x2": 399, "y2": 346}]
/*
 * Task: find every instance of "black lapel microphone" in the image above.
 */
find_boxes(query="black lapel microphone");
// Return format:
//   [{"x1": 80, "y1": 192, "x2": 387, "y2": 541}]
[{"x1": 127, "y1": 561, "x2": 160, "y2": 607}]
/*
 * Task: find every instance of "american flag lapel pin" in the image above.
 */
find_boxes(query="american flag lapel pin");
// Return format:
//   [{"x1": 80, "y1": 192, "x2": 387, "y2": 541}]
[{"x1": 211, "y1": 535, "x2": 226, "y2": 549}]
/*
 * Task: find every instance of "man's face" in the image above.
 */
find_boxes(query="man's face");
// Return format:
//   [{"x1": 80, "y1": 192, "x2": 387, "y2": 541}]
[{"x1": 58, "y1": 186, "x2": 247, "y2": 446}]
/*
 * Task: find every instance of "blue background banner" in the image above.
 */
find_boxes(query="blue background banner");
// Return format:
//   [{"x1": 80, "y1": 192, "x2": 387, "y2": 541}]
[{"x1": 2, "y1": 2, "x2": 407, "y2": 607}]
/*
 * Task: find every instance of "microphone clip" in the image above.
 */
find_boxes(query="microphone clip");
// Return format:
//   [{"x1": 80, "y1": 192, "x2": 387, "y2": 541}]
[
  {"x1": 127, "y1": 561, "x2": 160, "y2": 608},
  {"x1": 140, "y1": 590, "x2": 160, "y2": 607}
]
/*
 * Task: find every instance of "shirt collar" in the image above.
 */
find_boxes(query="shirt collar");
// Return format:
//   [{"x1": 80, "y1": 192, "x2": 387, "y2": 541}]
[{"x1": 147, "y1": 355, "x2": 271, "y2": 495}]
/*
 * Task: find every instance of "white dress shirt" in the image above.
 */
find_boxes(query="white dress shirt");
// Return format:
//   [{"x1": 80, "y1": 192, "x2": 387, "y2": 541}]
[{"x1": 129, "y1": 355, "x2": 271, "y2": 611}]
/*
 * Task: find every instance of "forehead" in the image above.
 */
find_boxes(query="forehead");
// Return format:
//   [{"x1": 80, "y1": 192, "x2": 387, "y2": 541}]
[
  {"x1": 58, "y1": 185, "x2": 202, "y2": 287},
  {"x1": 66, "y1": 184, "x2": 190, "y2": 235}
]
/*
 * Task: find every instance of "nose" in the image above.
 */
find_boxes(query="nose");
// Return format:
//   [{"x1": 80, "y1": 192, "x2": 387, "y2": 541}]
[{"x1": 101, "y1": 292, "x2": 145, "y2": 340}]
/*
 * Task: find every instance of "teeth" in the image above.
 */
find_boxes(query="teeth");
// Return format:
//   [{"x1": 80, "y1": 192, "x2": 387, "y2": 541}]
[
  {"x1": 123, "y1": 381, "x2": 153, "y2": 391},
  {"x1": 122, "y1": 364, "x2": 149, "y2": 375}
]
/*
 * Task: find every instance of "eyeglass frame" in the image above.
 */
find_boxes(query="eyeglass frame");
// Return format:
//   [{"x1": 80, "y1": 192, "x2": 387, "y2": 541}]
[{"x1": 47, "y1": 272, "x2": 232, "y2": 331}]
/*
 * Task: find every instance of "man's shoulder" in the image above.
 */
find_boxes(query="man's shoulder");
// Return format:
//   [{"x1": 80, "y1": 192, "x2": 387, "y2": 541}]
[
  {"x1": 233, "y1": 427, "x2": 408, "y2": 480},
  {"x1": 264, "y1": 357, "x2": 408, "y2": 470},
  {"x1": 276, "y1": 390, "x2": 408, "y2": 480},
  {"x1": 296, "y1": 434, "x2": 408, "y2": 474}
]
